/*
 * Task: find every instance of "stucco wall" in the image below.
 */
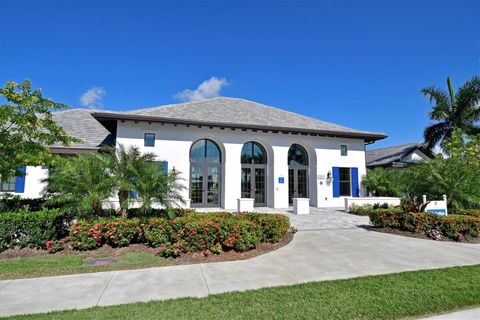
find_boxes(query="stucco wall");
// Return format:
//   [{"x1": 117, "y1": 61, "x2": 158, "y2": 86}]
[
  {"x1": 116, "y1": 121, "x2": 368, "y2": 209},
  {"x1": 0, "y1": 166, "x2": 48, "y2": 199}
]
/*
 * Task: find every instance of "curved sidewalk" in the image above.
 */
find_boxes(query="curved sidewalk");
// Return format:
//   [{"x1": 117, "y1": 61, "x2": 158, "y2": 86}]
[{"x1": 1, "y1": 225, "x2": 480, "y2": 317}]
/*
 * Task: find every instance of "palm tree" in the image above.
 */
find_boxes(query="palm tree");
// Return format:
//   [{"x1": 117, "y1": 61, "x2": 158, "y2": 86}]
[
  {"x1": 136, "y1": 162, "x2": 185, "y2": 213},
  {"x1": 421, "y1": 75, "x2": 480, "y2": 148},
  {"x1": 103, "y1": 144, "x2": 157, "y2": 216},
  {"x1": 45, "y1": 154, "x2": 115, "y2": 217}
]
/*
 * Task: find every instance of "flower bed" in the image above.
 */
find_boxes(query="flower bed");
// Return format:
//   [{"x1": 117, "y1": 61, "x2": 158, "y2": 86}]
[
  {"x1": 69, "y1": 212, "x2": 290, "y2": 257},
  {"x1": 368, "y1": 208, "x2": 480, "y2": 241}
]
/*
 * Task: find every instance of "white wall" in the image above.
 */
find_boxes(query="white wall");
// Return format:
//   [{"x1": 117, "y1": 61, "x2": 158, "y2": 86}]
[
  {"x1": 116, "y1": 121, "x2": 368, "y2": 209},
  {"x1": 0, "y1": 166, "x2": 48, "y2": 199}
]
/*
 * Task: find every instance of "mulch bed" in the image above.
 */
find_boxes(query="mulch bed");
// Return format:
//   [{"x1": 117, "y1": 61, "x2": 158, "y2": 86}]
[
  {"x1": 367, "y1": 227, "x2": 480, "y2": 244},
  {"x1": 0, "y1": 232, "x2": 295, "y2": 263}
]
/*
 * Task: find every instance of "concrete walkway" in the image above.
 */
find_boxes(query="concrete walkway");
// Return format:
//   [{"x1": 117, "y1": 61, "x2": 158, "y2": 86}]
[
  {"x1": 1, "y1": 210, "x2": 480, "y2": 317},
  {"x1": 418, "y1": 308, "x2": 480, "y2": 320}
]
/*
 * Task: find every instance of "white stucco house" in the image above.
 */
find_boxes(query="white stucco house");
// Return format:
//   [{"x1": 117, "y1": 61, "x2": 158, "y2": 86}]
[{"x1": 1, "y1": 97, "x2": 386, "y2": 209}]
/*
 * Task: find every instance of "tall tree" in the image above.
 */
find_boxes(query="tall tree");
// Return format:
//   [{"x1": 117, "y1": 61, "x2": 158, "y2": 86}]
[
  {"x1": 0, "y1": 80, "x2": 79, "y2": 179},
  {"x1": 421, "y1": 75, "x2": 480, "y2": 148}
]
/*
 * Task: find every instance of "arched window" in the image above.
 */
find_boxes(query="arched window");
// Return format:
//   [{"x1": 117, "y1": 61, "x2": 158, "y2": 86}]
[
  {"x1": 190, "y1": 139, "x2": 221, "y2": 163},
  {"x1": 288, "y1": 144, "x2": 309, "y2": 166},
  {"x1": 241, "y1": 141, "x2": 267, "y2": 164},
  {"x1": 190, "y1": 139, "x2": 222, "y2": 207},
  {"x1": 241, "y1": 141, "x2": 267, "y2": 206},
  {"x1": 288, "y1": 144, "x2": 309, "y2": 204}
]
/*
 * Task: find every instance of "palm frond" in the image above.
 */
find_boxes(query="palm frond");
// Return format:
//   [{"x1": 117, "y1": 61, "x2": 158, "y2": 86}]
[
  {"x1": 420, "y1": 86, "x2": 451, "y2": 121},
  {"x1": 455, "y1": 75, "x2": 480, "y2": 123},
  {"x1": 423, "y1": 122, "x2": 452, "y2": 149}
]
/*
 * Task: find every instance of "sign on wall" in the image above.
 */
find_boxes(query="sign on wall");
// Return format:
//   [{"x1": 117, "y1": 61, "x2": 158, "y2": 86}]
[
  {"x1": 424, "y1": 195, "x2": 448, "y2": 216},
  {"x1": 278, "y1": 177, "x2": 284, "y2": 184}
]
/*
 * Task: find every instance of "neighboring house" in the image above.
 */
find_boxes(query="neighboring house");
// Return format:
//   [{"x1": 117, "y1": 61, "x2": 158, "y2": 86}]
[
  {"x1": 366, "y1": 142, "x2": 435, "y2": 169},
  {"x1": 1, "y1": 97, "x2": 386, "y2": 208}
]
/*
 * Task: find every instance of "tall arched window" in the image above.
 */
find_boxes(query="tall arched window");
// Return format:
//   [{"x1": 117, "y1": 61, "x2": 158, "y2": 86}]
[
  {"x1": 288, "y1": 144, "x2": 309, "y2": 204},
  {"x1": 241, "y1": 141, "x2": 267, "y2": 206},
  {"x1": 190, "y1": 139, "x2": 221, "y2": 207}
]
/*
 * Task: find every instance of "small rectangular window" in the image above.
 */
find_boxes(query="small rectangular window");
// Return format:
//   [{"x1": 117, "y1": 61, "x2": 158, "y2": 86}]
[
  {"x1": 144, "y1": 133, "x2": 155, "y2": 147},
  {"x1": 0, "y1": 177, "x2": 16, "y2": 192},
  {"x1": 340, "y1": 145, "x2": 348, "y2": 156},
  {"x1": 339, "y1": 168, "x2": 351, "y2": 196}
]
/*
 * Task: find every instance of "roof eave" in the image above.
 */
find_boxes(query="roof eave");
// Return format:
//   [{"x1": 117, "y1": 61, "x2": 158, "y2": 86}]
[{"x1": 92, "y1": 112, "x2": 387, "y2": 142}]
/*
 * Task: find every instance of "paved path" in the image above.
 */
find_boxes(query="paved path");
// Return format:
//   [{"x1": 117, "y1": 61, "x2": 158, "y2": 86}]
[
  {"x1": 1, "y1": 210, "x2": 480, "y2": 317},
  {"x1": 418, "y1": 308, "x2": 480, "y2": 319}
]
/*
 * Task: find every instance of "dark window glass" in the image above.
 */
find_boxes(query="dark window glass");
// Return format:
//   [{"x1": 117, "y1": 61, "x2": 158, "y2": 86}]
[
  {"x1": 144, "y1": 133, "x2": 155, "y2": 147},
  {"x1": 0, "y1": 177, "x2": 16, "y2": 192},
  {"x1": 241, "y1": 142, "x2": 267, "y2": 164},
  {"x1": 190, "y1": 139, "x2": 221, "y2": 163},
  {"x1": 288, "y1": 144, "x2": 308, "y2": 166},
  {"x1": 340, "y1": 145, "x2": 348, "y2": 156},
  {"x1": 339, "y1": 168, "x2": 351, "y2": 196}
]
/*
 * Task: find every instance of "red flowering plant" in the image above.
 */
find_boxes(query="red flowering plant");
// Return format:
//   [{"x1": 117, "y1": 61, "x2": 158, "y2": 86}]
[{"x1": 45, "y1": 239, "x2": 65, "y2": 254}]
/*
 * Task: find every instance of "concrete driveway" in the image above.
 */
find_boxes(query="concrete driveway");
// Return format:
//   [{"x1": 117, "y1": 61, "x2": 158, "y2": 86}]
[{"x1": 1, "y1": 209, "x2": 480, "y2": 317}]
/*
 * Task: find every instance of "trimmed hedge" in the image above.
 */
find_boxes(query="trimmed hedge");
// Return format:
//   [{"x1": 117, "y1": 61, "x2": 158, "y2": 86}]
[
  {"x1": 69, "y1": 212, "x2": 290, "y2": 256},
  {"x1": 449, "y1": 209, "x2": 480, "y2": 218},
  {"x1": 0, "y1": 209, "x2": 71, "y2": 252},
  {"x1": 368, "y1": 208, "x2": 480, "y2": 241}
]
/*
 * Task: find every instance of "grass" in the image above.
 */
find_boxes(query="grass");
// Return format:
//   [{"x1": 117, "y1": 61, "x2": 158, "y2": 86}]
[
  {"x1": 6, "y1": 264, "x2": 480, "y2": 320},
  {"x1": 0, "y1": 252, "x2": 170, "y2": 280}
]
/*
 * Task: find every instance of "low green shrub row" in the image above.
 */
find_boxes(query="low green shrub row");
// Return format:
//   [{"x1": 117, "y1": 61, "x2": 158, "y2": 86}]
[
  {"x1": 69, "y1": 212, "x2": 290, "y2": 256},
  {"x1": 349, "y1": 203, "x2": 396, "y2": 216},
  {"x1": 0, "y1": 209, "x2": 72, "y2": 252},
  {"x1": 449, "y1": 209, "x2": 480, "y2": 218},
  {"x1": 369, "y1": 208, "x2": 480, "y2": 241}
]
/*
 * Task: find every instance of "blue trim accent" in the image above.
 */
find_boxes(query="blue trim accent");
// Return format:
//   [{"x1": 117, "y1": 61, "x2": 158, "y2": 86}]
[
  {"x1": 129, "y1": 190, "x2": 138, "y2": 199},
  {"x1": 162, "y1": 161, "x2": 168, "y2": 173},
  {"x1": 351, "y1": 167, "x2": 359, "y2": 197},
  {"x1": 332, "y1": 167, "x2": 340, "y2": 198},
  {"x1": 15, "y1": 166, "x2": 26, "y2": 193}
]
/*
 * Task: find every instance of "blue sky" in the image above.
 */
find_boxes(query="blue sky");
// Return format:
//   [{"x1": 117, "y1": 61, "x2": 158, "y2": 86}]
[{"x1": 0, "y1": 0, "x2": 478, "y2": 149}]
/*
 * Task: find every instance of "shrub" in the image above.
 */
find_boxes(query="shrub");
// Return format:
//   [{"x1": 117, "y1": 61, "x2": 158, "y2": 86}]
[
  {"x1": 368, "y1": 208, "x2": 405, "y2": 228},
  {"x1": 243, "y1": 213, "x2": 290, "y2": 242},
  {"x1": 0, "y1": 194, "x2": 48, "y2": 213},
  {"x1": 0, "y1": 208, "x2": 71, "y2": 252},
  {"x1": 46, "y1": 239, "x2": 65, "y2": 253},
  {"x1": 69, "y1": 221, "x2": 102, "y2": 251},
  {"x1": 102, "y1": 219, "x2": 142, "y2": 247},
  {"x1": 349, "y1": 204, "x2": 373, "y2": 216},
  {"x1": 449, "y1": 209, "x2": 480, "y2": 218},
  {"x1": 440, "y1": 215, "x2": 480, "y2": 240},
  {"x1": 402, "y1": 212, "x2": 442, "y2": 233},
  {"x1": 143, "y1": 218, "x2": 173, "y2": 247}
]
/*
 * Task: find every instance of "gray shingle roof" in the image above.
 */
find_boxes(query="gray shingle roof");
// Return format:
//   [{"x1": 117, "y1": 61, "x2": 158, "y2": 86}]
[
  {"x1": 94, "y1": 97, "x2": 386, "y2": 140},
  {"x1": 366, "y1": 142, "x2": 433, "y2": 167},
  {"x1": 51, "y1": 108, "x2": 112, "y2": 150}
]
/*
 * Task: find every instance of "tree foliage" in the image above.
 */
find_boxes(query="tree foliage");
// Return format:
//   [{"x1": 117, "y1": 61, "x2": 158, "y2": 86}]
[
  {"x1": 421, "y1": 75, "x2": 480, "y2": 149},
  {"x1": 0, "y1": 80, "x2": 79, "y2": 179},
  {"x1": 46, "y1": 145, "x2": 185, "y2": 217},
  {"x1": 362, "y1": 168, "x2": 403, "y2": 197}
]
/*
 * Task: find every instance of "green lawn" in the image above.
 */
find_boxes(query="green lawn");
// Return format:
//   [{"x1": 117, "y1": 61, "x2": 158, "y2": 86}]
[
  {"x1": 7, "y1": 265, "x2": 480, "y2": 320},
  {"x1": 0, "y1": 252, "x2": 170, "y2": 280}
]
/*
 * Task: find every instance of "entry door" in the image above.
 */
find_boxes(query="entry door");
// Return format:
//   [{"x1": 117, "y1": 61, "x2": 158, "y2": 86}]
[
  {"x1": 241, "y1": 166, "x2": 267, "y2": 206},
  {"x1": 191, "y1": 165, "x2": 221, "y2": 207},
  {"x1": 289, "y1": 167, "x2": 308, "y2": 205}
]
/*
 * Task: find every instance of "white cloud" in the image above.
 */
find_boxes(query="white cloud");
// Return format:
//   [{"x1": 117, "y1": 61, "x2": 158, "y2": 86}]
[
  {"x1": 175, "y1": 77, "x2": 229, "y2": 102},
  {"x1": 80, "y1": 87, "x2": 106, "y2": 108}
]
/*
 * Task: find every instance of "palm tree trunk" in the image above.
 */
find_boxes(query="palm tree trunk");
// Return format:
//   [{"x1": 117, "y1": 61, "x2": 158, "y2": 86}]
[{"x1": 118, "y1": 190, "x2": 129, "y2": 217}]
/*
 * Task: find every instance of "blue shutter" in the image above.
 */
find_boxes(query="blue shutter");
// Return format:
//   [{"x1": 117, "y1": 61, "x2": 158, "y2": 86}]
[
  {"x1": 351, "y1": 167, "x2": 359, "y2": 197},
  {"x1": 332, "y1": 167, "x2": 340, "y2": 198},
  {"x1": 129, "y1": 190, "x2": 138, "y2": 199},
  {"x1": 162, "y1": 161, "x2": 168, "y2": 173},
  {"x1": 15, "y1": 166, "x2": 26, "y2": 193}
]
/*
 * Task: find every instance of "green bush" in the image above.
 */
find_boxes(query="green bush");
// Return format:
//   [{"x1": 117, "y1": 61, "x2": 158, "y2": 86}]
[
  {"x1": 143, "y1": 218, "x2": 173, "y2": 247},
  {"x1": 349, "y1": 204, "x2": 373, "y2": 216},
  {"x1": 368, "y1": 208, "x2": 405, "y2": 228},
  {"x1": 0, "y1": 194, "x2": 49, "y2": 213},
  {"x1": 440, "y1": 215, "x2": 480, "y2": 240},
  {"x1": 101, "y1": 218, "x2": 142, "y2": 247},
  {"x1": 0, "y1": 208, "x2": 71, "y2": 252},
  {"x1": 66, "y1": 212, "x2": 290, "y2": 255},
  {"x1": 243, "y1": 213, "x2": 290, "y2": 242},
  {"x1": 449, "y1": 209, "x2": 480, "y2": 218},
  {"x1": 402, "y1": 212, "x2": 442, "y2": 233}
]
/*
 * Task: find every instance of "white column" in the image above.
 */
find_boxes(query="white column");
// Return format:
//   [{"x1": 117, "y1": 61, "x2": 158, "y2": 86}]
[{"x1": 272, "y1": 145, "x2": 289, "y2": 208}]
